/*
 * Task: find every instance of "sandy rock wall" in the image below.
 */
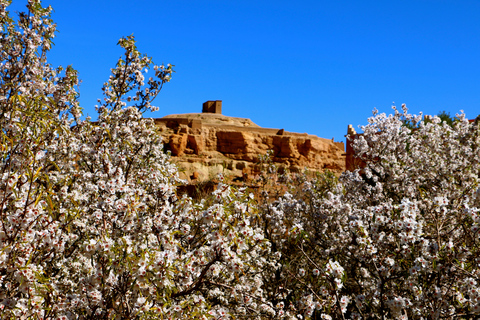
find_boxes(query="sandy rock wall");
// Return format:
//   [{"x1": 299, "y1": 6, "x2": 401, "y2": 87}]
[{"x1": 154, "y1": 113, "x2": 345, "y2": 182}]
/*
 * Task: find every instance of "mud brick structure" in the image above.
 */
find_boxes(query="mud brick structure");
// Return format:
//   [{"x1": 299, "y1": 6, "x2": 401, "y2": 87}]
[{"x1": 202, "y1": 100, "x2": 222, "y2": 114}]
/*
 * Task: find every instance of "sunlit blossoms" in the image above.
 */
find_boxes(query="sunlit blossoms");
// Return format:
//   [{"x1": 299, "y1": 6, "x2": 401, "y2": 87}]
[
  {"x1": 0, "y1": 1, "x2": 274, "y2": 319},
  {"x1": 2, "y1": 1, "x2": 480, "y2": 319},
  {"x1": 258, "y1": 105, "x2": 480, "y2": 318}
]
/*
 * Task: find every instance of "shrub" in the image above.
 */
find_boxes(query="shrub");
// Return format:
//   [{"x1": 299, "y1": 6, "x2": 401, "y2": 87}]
[
  {"x1": 262, "y1": 106, "x2": 480, "y2": 319},
  {"x1": 0, "y1": 1, "x2": 275, "y2": 319},
  {"x1": 3, "y1": 1, "x2": 480, "y2": 319}
]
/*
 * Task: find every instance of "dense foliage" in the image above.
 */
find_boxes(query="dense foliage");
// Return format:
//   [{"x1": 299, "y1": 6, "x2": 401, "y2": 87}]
[
  {"x1": 0, "y1": 1, "x2": 274, "y2": 319},
  {"x1": 260, "y1": 107, "x2": 480, "y2": 319},
  {"x1": 2, "y1": 1, "x2": 480, "y2": 319}
]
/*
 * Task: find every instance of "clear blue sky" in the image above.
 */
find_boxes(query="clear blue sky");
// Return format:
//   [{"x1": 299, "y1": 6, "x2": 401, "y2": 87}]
[{"x1": 7, "y1": 0, "x2": 480, "y2": 144}]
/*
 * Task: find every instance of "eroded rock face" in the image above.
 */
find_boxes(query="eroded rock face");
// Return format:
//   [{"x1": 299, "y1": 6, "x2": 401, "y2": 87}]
[{"x1": 154, "y1": 113, "x2": 345, "y2": 182}]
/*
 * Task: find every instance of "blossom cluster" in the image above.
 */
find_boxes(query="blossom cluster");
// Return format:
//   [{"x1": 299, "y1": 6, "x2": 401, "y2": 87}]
[
  {"x1": 257, "y1": 105, "x2": 480, "y2": 318},
  {"x1": 0, "y1": 1, "x2": 276, "y2": 319},
  {"x1": 3, "y1": 1, "x2": 480, "y2": 319}
]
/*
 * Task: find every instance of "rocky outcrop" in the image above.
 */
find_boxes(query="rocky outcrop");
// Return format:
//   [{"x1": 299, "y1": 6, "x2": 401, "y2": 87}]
[{"x1": 154, "y1": 113, "x2": 345, "y2": 182}]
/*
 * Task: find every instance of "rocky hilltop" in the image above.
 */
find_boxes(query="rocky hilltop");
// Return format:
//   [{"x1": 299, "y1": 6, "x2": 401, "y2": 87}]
[{"x1": 155, "y1": 101, "x2": 345, "y2": 182}]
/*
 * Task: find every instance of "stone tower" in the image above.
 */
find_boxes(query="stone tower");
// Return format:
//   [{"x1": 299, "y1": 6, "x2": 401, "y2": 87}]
[{"x1": 202, "y1": 100, "x2": 222, "y2": 114}]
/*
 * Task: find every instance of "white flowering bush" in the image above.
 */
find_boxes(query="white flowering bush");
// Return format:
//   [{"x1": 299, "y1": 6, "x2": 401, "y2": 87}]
[
  {"x1": 254, "y1": 162, "x2": 347, "y2": 319},
  {"x1": 0, "y1": 1, "x2": 276, "y2": 319},
  {"x1": 260, "y1": 106, "x2": 480, "y2": 319},
  {"x1": 4, "y1": 1, "x2": 480, "y2": 320}
]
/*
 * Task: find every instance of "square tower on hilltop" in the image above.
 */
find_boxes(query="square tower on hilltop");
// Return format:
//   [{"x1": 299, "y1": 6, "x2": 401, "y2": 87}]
[{"x1": 202, "y1": 100, "x2": 222, "y2": 114}]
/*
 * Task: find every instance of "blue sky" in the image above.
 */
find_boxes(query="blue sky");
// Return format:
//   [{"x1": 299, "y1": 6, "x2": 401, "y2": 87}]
[{"x1": 7, "y1": 0, "x2": 480, "y2": 144}]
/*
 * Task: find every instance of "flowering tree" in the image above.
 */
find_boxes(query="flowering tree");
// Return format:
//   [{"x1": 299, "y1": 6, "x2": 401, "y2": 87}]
[
  {"x1": 0, "y1": 1, "x2": 276, "y2": 319},
  {"x1": 4, "y1": 1, "x2": 480, "y2": 319},
  {"x1": 260, "y1": 105, "x2": 480, "y2": 319}
]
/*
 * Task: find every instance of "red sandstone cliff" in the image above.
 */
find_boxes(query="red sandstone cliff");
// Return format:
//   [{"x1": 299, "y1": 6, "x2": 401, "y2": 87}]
[{"x1": 155, "y1": 110, "x2": 345, "y2": 182}]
